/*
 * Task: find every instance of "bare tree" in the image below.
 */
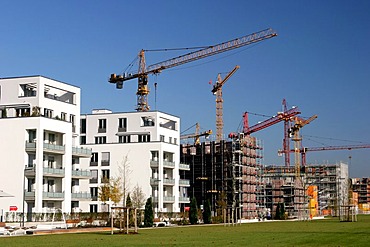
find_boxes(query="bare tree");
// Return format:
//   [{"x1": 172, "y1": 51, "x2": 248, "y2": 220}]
[
  {"x1": 131, "y1": 184, "x2": 146, "y2": 209},
  {"x1": 118, "y1": 154, "x2": 132, "y2": 207}
]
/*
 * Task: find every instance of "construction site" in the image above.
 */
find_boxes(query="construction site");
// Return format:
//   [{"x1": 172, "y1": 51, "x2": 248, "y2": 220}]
[{"x1": 107, "y1": 27, "x2": 370, "y2": 221}]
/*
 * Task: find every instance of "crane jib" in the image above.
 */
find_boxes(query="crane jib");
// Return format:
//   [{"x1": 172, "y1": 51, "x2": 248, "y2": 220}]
[{"x1": 146, "y1": 28, "x2": 277, "y2": 73}]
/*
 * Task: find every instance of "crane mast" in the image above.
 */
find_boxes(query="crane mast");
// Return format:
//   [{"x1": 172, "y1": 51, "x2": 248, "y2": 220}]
[
  {"x1": 212, "y1": 65, "x2": 240, "y2": 142},
  {"x1": 109, "y1": 28, "x2": 277, "y2": 111}
]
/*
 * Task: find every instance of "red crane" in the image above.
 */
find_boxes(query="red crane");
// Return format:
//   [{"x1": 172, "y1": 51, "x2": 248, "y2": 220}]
[{"x1": 228, "y1": 102, "x2": 300, "y2": 139}]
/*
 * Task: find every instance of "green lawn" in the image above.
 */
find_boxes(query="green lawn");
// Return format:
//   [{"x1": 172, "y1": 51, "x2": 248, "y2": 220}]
[{"x1": 1, "y1": 215, "x2": 369, "y2": 247}]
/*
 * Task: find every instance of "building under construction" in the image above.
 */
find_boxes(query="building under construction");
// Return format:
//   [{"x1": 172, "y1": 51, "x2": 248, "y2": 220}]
[
  {"x1": 180, "y1": 133, "x2": 263, "y2": 219},
  {"x1": 263, "y1": 162, "x2": 349, "y2": 218}
]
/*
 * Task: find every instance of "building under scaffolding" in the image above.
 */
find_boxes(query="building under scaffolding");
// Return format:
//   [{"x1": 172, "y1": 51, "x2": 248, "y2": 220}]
[
  {"x1": 180, "y1": 134, "x2": 263, "y2": 219},
  {"x1": 263, "y1": 162, "x2": 349, "y2": 218}
]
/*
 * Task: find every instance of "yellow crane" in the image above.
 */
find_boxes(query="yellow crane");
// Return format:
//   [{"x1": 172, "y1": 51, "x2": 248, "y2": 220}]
[
  {"x1": 289, "y1": 115, "x2": 318, "y2": 178},
  {"x1": 211, "y1": 65, "x2": 240, "y2": 142},
  {"x1": 180, "y1": 123, "x2": 212, "y2": 145},
  {"x1": 109, "y1": 28, "x2": 277, "y2": 111}
]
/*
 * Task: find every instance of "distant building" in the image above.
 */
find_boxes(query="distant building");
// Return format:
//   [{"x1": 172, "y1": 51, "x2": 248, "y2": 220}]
[
  {"x1": 0, "y1": 76, "x2": 92, "y2": 215},
  {"x1": 79, "y1": 110, "x2": 187, "y2": 215}
]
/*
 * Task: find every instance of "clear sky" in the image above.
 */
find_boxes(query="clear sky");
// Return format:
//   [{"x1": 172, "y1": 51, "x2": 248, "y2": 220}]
[{"x1": 1, "y1": 0, "x2": 369, "y2": 177}]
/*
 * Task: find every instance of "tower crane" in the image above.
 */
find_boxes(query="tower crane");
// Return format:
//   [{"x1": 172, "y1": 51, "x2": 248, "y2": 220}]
[
  {"x1": 109, "y1": 28, "x2": 277, "y2": 111},
  {"x1": 289, "y1": 115, "x2": 318, "y2": 178},
  {"x1": 212, "y1": 65, "x2": 240, "y2": 142},
  {"x1": 281, "y1": 144, "x2": 370, "y2": 167},
  {"x1": 180, "y1": 123, "x2": 212, "y2": 145}
]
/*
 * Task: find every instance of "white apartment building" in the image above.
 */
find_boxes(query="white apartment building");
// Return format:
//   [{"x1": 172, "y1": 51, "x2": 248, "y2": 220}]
[
  {"x1": 0, "y1": 76, "x2": 92, "y2": 216},
  {"x1": 80, "y1": 110, "x2": 190, "y2": 214}
]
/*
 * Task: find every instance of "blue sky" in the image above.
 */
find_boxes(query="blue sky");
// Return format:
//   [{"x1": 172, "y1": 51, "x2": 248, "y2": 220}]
[{"x1": 1, "y1": 1, "x2": 369, "y2": 177}]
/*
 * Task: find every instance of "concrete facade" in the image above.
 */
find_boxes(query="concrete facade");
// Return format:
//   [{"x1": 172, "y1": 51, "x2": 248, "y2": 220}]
[
  {"x1": 0, "y1": 76, "x2": 92, "y2": 216},
  {"x1": 79, "y1": 110, "x2": 188, "y2": 214}
]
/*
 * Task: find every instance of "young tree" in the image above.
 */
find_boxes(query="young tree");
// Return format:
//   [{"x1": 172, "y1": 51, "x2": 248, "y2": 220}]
[
  {"x1": 203, "y1": 200, "x2": 212, "y2": 224},
  {"x1": 118, "y1": 154, "x2": 132, "y2": 206},
  {"x1": 144, "y1": 197, "x2": 154, "y2": 227},
  {"x1": 131, "y1": 184, "x2": 146, "y2": 209},
  {"x1": 98, "y1": 177, "x2": 111, "y2": 211},
  {"x1": 110, "y1": 177, "x2": 124, "y2": 206},
  {"x1": 189, "y1": 197, "x2": 198, "y2": 224}
]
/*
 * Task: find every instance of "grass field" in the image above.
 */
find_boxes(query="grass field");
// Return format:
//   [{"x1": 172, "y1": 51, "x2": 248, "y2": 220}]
[{"x1": 1, "y1": 215, "x2": 370, "y2": 247}]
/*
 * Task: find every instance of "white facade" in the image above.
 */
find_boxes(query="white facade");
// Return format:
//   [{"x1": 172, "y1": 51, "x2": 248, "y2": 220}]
[
  {"x1": 0, "y1": 76, "x2": 92, "y2": 216},
  {"x1": 80, "y1": 110, "x2": 189, "y2": 214}
]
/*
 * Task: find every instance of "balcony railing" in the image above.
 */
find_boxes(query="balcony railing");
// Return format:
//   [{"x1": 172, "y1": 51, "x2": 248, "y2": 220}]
[
  {"x1": 179, "y1": 179, "x2": 190, "y2": 186},
  {"x1": 163, "y1": 161, "x2": 175, "y2": 168},
  {"x1": 163, "y1": 178, "x2": 175, "y2": 185},
  {"x1": 150, "y1": 178, "x2": 160, "y2": 185},
  {"x1": 179, "y1": 197, "x2": 190, "y2": 203},
  {"x1": 43, "y1": 191, "x2": 64, "y2": 199},
  {"x1": 150, "y1": 160, "x2": 159, "y2": 168},
  {"x1": 163, "y1": 196, "x2": 175, "y2": 203},
  {"x1": 43, "y1": 143, "x2": 65, "y2": 154},
  {"x1": 179, "y1": 163, "x2": 190, "y2": 170},
  {"x1": 72, "y1": 192, "x2": 91, "y2": 200},
  {"x1": 72, "y1": 146, "x2": 92, "y2": 157},
  {"x1": 25, "y1": 191, "x2": 35, "y2": 200},
  {"x1": 72, "y1": 169, "x2": 92, "y2": 178},
  {"x1": 43, "y1": 167, "x2": 65, "y2": 177}
]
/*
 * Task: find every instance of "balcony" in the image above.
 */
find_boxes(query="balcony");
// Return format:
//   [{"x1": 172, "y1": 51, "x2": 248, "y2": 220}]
[
  {"x1": 179, "y1": 197, "x2": 190, "y2": 203},
  {"x1": 163, "y1": 161, "x2": 175, "y2": 169},
  {"x1": 24, "y1": 167, "x2": 65, "y2": 177},
  {"x1": 25, "y1": 191, "x2": 35, "y2": 200},
  {"x1": 179, "y1": 163, "x2": 190, "y2": 171},
  {"x1": 25, "y1": 141, "x2": 65, "y2": 154},
  {"x1": 163, "y1": 178, "x2": 175, "y2": 186},
  {"x1": 163, "y1": 196, "x2": 175, "y2": 203},
  {"x1": 72, "y1": 146, "x2": 92, "y2": 158},
  {"x1": 179, "y1": 179, "x2": 190, "y2": 187},
  {"x1": 150, "y1": 178, "x2": 160, "y2": 186},
  {"x1": 150, "y1": 160, "x2": 159, "y2": 168},
  {"x1": 43, "y1": 191, "x2": 65, "y2": 200},
  {"x1": 72, "y1": 169, "x2": 92, "y2": 178},
  {"x1": 71, "y1": 192, "x2": 91, "y2": 200}
]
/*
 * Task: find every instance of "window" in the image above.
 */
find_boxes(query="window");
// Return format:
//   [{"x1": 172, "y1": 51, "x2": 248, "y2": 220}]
[
  {"x1": 80, "y1": 119, "x2": 86, "y2": 134},
  {"x1": 141, "y1": 117, "x2": 155, "y2": 127},
  {"x1": 90, "y1": 204, "x2": 98, "y2": 213},
  {"x1": 47, "y1": 156, "x2": 55, "y2": 168},
  {"x1": 48, "y1": 133, "x2": 55, "y2": 144},
  {"x1": 61, "y1": 112, "x2": 67, "y2": 121},
  {"x1": 90, "y1": 187, "x2": 98, "y2": 201},
  {"x1": 160, "y1": 135, "x2": 165, "y2": 142},
  {"x1": 174, "y1": 138, "x2": 177, "y2": 145},
  {"x1": 101, "y1": 170, "x2": 110, "y2": 182},
  {"x1": 118, "y1": 118, "x2": 127, "y2": 132},
  {"x1": 138, "y1": 134, "x2": 150, "y2": 143},
  {"x1": 80, "y1": 136, "x2": 86, "y2": 145},
  {"x1": 101, "y1": 152, "x2": 110, "y2": 166},
  {"x1": 90, "y1": 153, "x2": 98, "y2": 166},
  {"x1": 169, "y1": 137, "x2": 172, "y2": 144},
  {"x1": 44, "y1": 108, "x2": 53, "y2": 118},
  {"x1": 90, "y1": 170, "x2": 98, "y2": 183},
  {"x1": 95, "y1": 136, "x2": 106, "y2": 144},
  {"x1": 119, "y1": 135, "x2": 131, "y2": 143},
  {"x1": 47, "y1": 180, "x2": 55, "y2": 192},
  {"x1": 70, "y1": 114, "x2": 76, "y2": 132},
  {"x1": 98, "y1": 119, "x2": 107, "y2": 133}
]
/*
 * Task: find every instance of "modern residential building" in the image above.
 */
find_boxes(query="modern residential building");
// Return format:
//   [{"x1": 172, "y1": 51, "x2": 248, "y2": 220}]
[
  {"x1": 0, "y1": 76, "x2": 92, "y2": 216},
  {"x1": 79, "y1": 110, "x2": 188, "y2": 215}
]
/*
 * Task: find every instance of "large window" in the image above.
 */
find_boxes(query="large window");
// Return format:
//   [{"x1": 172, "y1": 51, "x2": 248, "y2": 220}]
[
  {"x1": 118, "y1": 118, "x2": 127, "y2": 132},
  {"x1": 90, "y1": 204, "x2": 98, "y2": 213},
  {"x1": 80, "y1": 136, "x2": 86, "y2": 145},
  {"x1": 90, "y1": 170, "x2": 98, "y2": 183},
  {"x1": 101, "y1": 170, "x2": 110, "y2": 182},
  {"x1": 138, "y1": 134, "x2": 150, "y2": 143},
  {"x1": 80, "y1": 119, "x2": 86, "y2": 134},
  {"x1": 90, "y1": 153, "x2": 98, "y2": 166},
  {"x1": 90, "y1": 187, "x2": 98, "y2": 201},
  {"x1": 95, "y1": 136, "x2": 106, "y2": 144},
  {"x1": 118, "y1": 135, "x2": 131, "y2": 143},
  {"x1": 101, "y1": 152, "x2": 110, "y2": 166},
  {"x1": 98, "y1": 119, "x2": 107, "y2": 133}
]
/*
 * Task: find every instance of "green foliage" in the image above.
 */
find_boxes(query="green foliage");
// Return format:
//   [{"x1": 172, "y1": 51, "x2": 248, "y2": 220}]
[
  {"x1": 189, "y1": 197, "x2": 198, "y2": 225},
  {"x1": 203, "y1": 200, "x2": 212, "y2": 224},
  {"x1": 144, "y1": 197, "x2": 154, "y2": 227}
]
